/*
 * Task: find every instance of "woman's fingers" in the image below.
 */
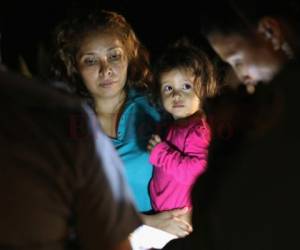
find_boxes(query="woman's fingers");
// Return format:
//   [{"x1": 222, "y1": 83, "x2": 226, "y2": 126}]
[
  {"x1": 170, "y1": 207, "x2": 189, "y2": 217},
  {"x1": 142, "y1": 211, "x2": 192, "y2": 237},
  {"x1": 166, "y1": 217, "x2": 191, "y2": 237},
  {"x1": 169, "y1": 208, "x2": 193, "y2": 234},
  {"x1": 174, "y1": 216, "x2": 193, "y2": 233}
]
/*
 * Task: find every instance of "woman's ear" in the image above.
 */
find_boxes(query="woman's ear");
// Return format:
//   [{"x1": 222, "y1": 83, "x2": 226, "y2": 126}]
[{"x1": 257, "y1": 16, "x2": 284, "y2": 51}]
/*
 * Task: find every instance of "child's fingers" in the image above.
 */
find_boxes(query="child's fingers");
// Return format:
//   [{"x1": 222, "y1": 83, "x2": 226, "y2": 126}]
[
  {"x1": 147, "y1": 144, "x2": 153, "y2": 151},
  {"x1": 148, "y1": 138, "x2": 156, "y2": 146},
  {"x1": 147, "y1": 135, "x2": 161, "y2": 152},
  {"x1": 149, "y1": 135, "x2": 161, "y2": 145},
  {"x1": 147, "y1": 138, "x2": 157, "y2": 151},
  {"x1": 152, "y1": 134, "x2": 161, "y2": 143}
]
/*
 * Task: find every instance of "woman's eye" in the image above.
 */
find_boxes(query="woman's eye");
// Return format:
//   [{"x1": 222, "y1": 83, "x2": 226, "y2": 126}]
[
  {"x1": 108, "y1": 53, "x2": 121, "y2": 61},
  {"x1": 84, "y1": 57, "x2": 98, "y2": 66},
  {"x1": 163, "y1": 85, "x2": 173, "y2": 93},
  {"x1": 183, "y1": 83, "x2": 192, "y2": 90}
]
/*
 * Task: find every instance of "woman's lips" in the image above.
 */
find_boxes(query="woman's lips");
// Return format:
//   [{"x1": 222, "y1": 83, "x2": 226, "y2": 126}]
[{"x1": 99, "y1": 81, "x2": 116, "y2": 88}]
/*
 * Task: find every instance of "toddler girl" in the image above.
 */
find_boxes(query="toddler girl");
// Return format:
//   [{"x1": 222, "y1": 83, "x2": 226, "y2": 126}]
[{"x1": 148, "y1": 39, "x2": 217, "y2": 213}]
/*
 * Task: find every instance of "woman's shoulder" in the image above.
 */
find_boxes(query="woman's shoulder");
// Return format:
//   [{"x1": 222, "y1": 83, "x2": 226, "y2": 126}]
[
  {"x1": 127, "y1": 89, "x2": 161, "y2": 120},
  {"x1": 127, "y1": 89, "x2": 151, "y2": 104}
]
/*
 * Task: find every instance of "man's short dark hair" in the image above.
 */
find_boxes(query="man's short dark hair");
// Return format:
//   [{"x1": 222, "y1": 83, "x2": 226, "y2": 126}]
[{"x1": 200, "y1": 0, "x2": 300, "y2": 37}]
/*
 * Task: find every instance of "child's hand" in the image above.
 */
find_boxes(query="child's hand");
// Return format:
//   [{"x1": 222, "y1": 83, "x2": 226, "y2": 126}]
[{"x1": 147, "y1": 134, "x2": 161, "y2": 152}]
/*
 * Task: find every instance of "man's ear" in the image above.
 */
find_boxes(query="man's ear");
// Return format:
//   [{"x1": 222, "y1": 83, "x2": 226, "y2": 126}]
[{"x1": 257, "y1": 16, "x2": 283, "y2": 50}]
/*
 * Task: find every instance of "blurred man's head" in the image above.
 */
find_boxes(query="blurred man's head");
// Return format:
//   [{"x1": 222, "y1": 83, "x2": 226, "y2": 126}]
[{"x1": 201, "y1": 0, "x2": 299, "y2": 85}]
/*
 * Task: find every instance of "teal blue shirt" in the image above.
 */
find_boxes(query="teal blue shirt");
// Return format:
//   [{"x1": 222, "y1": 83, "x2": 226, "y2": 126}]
[{"x1": 112, "y1": 90, "x2": 161, "y2": 212}]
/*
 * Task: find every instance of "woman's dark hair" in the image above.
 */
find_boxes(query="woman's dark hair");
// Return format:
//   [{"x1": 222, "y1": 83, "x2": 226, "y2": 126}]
[
  {"x1": 152, "y1": 38, "x2": 217, "y2": 108},
  {"x1": 51, "y1": 9, "x2": 152, "y2": 101}
]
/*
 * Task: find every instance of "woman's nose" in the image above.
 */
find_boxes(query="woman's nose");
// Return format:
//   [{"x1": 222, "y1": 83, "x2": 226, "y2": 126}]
[
  {"x1": 99, "y1": 63, "x2": 112, "y2": 78},
  {"x1": 105, "y1": 67, "x2": 112, "y2": 77}
]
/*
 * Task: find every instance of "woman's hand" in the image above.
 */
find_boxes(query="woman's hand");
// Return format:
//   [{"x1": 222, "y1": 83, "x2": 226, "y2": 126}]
[
  {"x1": 147, "y1": 134, "x2": 162, "y2": 152},
  {"x1": 141, "y1": 208, "x2": 193, "y2": 237}
]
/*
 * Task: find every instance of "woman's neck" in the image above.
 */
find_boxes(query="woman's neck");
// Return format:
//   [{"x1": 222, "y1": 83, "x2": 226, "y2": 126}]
[
  {"x1": 94, "y1": 91, "x2": 126, "y2": 138},
  {"x1": 94, "y1": 91, "x2": 126, "y2": 116}
]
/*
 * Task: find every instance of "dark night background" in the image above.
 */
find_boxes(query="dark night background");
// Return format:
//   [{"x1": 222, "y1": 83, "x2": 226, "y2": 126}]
[{"x1": 0, "y1": 0, "x2": 213, "y2": 77}]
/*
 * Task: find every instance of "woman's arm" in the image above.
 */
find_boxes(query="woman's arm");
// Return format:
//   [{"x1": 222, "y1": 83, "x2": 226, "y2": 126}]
[{"x1": 141, "y1": 208, "x2": 192, "y2": 238}]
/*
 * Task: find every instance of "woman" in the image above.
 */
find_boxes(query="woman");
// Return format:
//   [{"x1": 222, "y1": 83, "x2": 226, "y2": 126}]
[{"x1": 51, "y1": 9, "x2": 192, "y2": 237}]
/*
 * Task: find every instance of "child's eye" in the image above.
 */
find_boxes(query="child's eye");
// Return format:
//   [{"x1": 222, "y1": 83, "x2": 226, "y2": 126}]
[
  {"x1": 84, "y1": 57, "x2": 98, "y2": 66},
  {"x1": 183, "y1": 83, "x2": 192, "y2": 90},
  {"x1": 162, "y1": 85, "x2": 173, "y2": 93}
]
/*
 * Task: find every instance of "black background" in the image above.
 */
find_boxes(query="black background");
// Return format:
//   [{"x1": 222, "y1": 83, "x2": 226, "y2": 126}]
[{"x1": 0, "y1": 0, "x2": 211, "y2": 75}]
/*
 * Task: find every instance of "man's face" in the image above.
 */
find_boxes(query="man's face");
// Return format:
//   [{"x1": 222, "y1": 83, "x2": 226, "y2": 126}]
[{"x1": 208, "y1": 32, "x2": 285, "y2": 85}]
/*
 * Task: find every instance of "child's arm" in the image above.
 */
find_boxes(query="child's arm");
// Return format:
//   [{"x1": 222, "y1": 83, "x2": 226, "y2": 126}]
[{"x1": 149, "y1": 124, "x2": 210, "y2": 185}]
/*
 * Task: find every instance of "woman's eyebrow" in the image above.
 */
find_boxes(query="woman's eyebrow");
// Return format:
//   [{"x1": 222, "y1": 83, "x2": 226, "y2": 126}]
[{"x1": 107, "y1": 47, "x2": 123, "y2": 52}]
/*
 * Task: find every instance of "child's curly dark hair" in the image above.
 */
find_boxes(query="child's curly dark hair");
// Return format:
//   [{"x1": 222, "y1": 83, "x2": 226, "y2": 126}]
[{"x1": 152, "y1": 38, "x2": 217, "y2": 108}]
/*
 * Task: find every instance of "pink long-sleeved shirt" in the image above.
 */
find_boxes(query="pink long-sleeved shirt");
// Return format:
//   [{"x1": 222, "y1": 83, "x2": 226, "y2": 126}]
[{"x1": 149, "y1": 115, "x2": 211, "y2": 211}]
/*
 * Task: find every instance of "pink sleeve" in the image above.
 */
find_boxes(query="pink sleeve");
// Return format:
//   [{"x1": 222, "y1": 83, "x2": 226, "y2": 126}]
[{"x1": 149, "y1": 123, "x2": 211, "y2": 185}]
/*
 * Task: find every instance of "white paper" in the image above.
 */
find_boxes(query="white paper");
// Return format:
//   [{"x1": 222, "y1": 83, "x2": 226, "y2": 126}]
[{"x1": 130, "y1": 224, "x2": 177, "y2": 250}]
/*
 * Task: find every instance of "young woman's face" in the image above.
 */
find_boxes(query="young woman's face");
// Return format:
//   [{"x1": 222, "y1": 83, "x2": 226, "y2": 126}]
[
  {"x1": 160, "y1": 68, "x2": 201, "y2": 120},
  {"x1": 76, "y1": 31, "x2": 129, "y2": 99},
  {"x1": 209, "y1": 32, "x2": 285, "y2": 86}
]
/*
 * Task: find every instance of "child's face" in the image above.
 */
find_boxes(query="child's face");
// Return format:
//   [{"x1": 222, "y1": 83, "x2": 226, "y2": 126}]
[
  {"x1": 76, "y1": 31, "x2": 129, "y2": 99},
  {"x1": 160, "y1": 68, "x2": 201, "y2": 120}
]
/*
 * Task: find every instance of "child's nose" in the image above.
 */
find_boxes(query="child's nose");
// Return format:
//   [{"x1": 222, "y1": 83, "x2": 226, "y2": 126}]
[{"x1": 172, "y1": 89, "x2": 182, "y2": 99}]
